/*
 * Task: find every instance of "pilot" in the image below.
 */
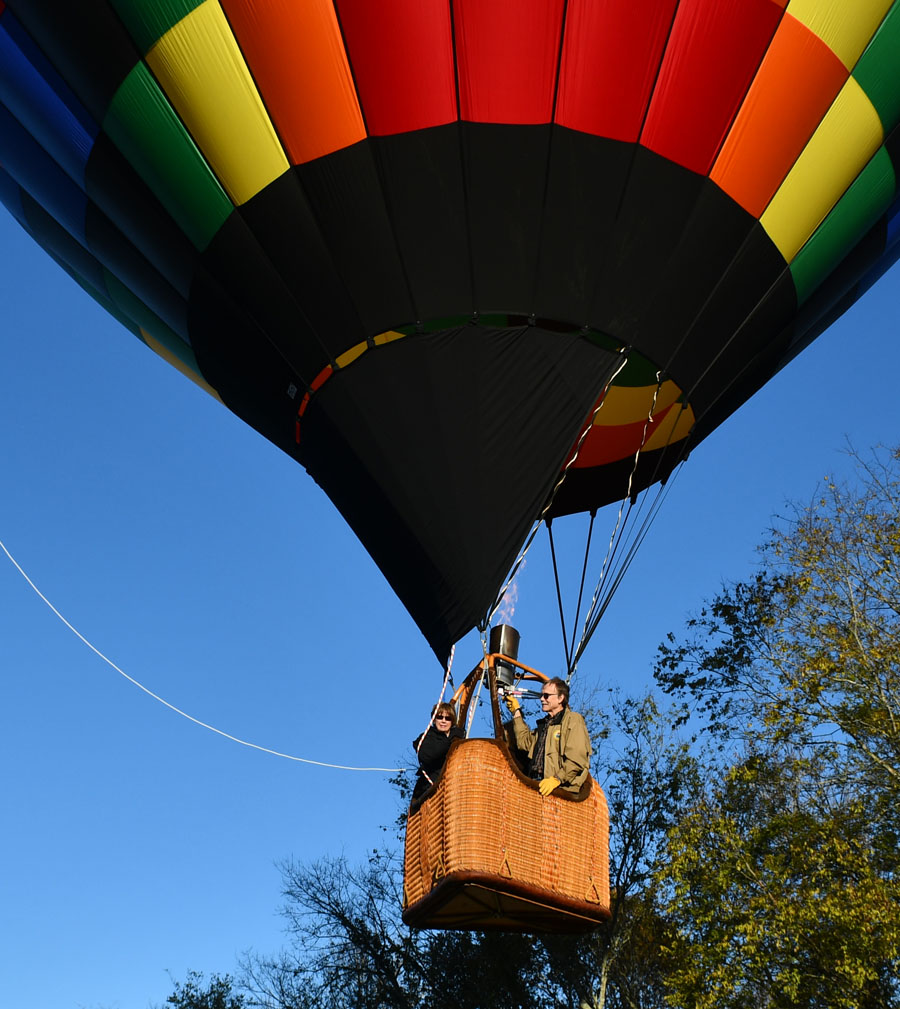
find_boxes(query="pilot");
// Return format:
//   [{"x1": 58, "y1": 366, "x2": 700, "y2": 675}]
[{"x1": 506, "y1": 677, "x2": 591, "y2": 795}]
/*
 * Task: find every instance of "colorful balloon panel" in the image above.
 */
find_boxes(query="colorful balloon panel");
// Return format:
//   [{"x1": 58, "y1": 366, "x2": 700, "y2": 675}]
[
  {"x1": 555, "y1": 0, "x2": 678, "y2": 143},
  {"x1": 1, "y1": 0, "x2": 899, "y2": 661},
  {"x1": 335, "y1": 0, "x2": 458, "y2": 135}
]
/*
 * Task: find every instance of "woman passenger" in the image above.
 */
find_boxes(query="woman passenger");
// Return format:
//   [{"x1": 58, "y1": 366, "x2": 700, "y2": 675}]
[{"x1": 411, "y1": 702, "x2": 465, "y2": 803}]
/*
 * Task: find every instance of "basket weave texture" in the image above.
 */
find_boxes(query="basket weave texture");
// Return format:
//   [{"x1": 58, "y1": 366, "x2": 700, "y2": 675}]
[{"x1": 404, "y1": 737, "x2": 610, "y2": 916}]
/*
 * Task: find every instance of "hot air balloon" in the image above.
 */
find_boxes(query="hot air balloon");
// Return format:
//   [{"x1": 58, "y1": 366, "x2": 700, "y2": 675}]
[{"x1": 2, "y1": 0, "x2": 900, "y2": 932}]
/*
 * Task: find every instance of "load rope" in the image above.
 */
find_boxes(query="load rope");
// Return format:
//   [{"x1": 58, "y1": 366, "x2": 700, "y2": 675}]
[
  {"x1": 0, "y1": 537, "x2": 408, "y2": 772},
  {"x1": 414, "y1": 643, "x2": 456, "y2": 784}
]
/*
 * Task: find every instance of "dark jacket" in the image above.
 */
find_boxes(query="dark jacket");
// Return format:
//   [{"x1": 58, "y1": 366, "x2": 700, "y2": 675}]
[{"x1": 411, "y1": 725, "x2": 465, "y2": 802}]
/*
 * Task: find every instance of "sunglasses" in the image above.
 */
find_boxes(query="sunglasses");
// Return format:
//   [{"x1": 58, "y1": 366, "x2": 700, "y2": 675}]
[
  {"x1": 435, "y1": 714, "x2": 453, "y2": 720},
  {"x1": 540, "y1": 692, "x2": 557, "y2": 699}
]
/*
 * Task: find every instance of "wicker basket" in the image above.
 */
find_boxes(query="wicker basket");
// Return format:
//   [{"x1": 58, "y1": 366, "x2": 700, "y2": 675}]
[{"x1": 403, "y1": 737, "x2": 610, "y2": 932}]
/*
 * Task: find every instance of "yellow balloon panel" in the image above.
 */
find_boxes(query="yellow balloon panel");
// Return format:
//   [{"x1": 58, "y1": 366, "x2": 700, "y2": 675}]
[
  {"x1": 760, "y1": 76, "x2": 884, "y2": 260},
  {"x1": 787, "y1": 0, "x2": 894, "y2": 69},
  {"x1": 146, "y1": 0, "x2": 289, "y2": 205},
  {"x1": 643, "y1": 402, "x2": 694, "y2": 454},
  {"x1": 591, "y1": 381, "x2": 683, "y2": 428}
]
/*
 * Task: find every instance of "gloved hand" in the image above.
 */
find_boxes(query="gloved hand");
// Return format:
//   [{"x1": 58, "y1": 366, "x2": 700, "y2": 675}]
[
  {"x1": 504, "y1": 691, "x2": 520, "y2": 715},
  {"x1": 539, "y1": 776, "x2": 561, "y2": 796}
]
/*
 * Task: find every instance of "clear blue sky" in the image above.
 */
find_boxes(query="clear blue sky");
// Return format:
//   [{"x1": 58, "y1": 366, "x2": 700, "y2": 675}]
[{"x1": 1, "y1": 205, "x2": 898, "y2": 1009}]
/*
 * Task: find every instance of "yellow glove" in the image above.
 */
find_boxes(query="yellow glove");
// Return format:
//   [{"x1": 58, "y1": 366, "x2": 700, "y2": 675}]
[
  {"x1": 539, "y1": 776, "x2": 560, "y2": 796},
  {"x1": 504, "y1": 691, "x2": 520, "y2": 714}
]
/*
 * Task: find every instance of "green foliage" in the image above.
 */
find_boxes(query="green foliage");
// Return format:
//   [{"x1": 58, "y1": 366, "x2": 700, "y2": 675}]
[
  {"x1": 654, "y1": 445, "x2": 900, "y2": 1007},
  {"x1": 660, "y1": 754, "x2": 900, "y2": 1008},
  {"x1": 655, "y1": 445, "x2": 900, "y2": 787}
]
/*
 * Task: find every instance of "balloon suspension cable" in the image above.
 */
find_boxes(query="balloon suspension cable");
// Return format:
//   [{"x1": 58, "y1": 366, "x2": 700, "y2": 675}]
[
  {"x1": 548, "y1": 509, "x2": 596, "y2": 676},
  {"x1": 569, "y1": 380, "x2": 688, "y2": 675},
  {"x1": 569, "y1": 373, "x2": 663, "y2": 674},
  {"x1": 465, "y1": 638, "x2": 491, "y2": 739},
  {"x1": 570, "y1": 509, "x2": 597, "y2": 670},
  {"x1": 547, "y1": 520, "x2": 571, "y2": 673},
  {"x1": 466, "y1": 675, "x2": 486, "y2": 738},
  {"x1": 414, "y1": 643, "x2": 457, "y2": 785},
  {"x1": 0, "y1": 537, "x2": 409, "y2": 772},
  {"x1": 486, "y1": 352, "x2": 629, "y2": 629}
]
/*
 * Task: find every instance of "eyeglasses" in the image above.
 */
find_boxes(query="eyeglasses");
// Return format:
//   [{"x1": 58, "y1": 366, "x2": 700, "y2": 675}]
[{"x1": 540, "y1": 692, "x2": 557, "y2": 699}]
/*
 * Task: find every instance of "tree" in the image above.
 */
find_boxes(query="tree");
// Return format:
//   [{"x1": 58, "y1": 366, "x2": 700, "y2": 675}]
[
  {"x1": 158, "y1": 446, "x2": 900, "y2": 1008},
  {"x1": 159, "y1": 971, "x2": 246, "y2": 1009},
  {"x1": 655, "y1": 445, "x2": 900, "y2": 792},
  {"x1": 241, "y1": 850, "x2": 426, "y2": 1009},
  {"x1": 545, "y1": 691, "x2": 699, "y2": 1009},
  {"x1": 659, "y1": 750, "x2": 900, "y2": 1009},
  {"x1": 239, "y1": 846, "x2": 556, "y2": 1009},
  {"x1": 653, "y1": 445, "x2": 900, "y2": 1006},
  {"x1": 235, "y1": 689, "x2": 698, "y2": 1009}
]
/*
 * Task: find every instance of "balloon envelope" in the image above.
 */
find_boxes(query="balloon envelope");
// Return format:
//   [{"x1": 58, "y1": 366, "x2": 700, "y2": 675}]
[{"x1": 2, "y1": 0, "x2": 899, "y2": 660}]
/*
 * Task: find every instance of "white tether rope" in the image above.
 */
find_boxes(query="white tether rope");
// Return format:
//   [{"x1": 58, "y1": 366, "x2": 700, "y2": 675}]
[
  {"x1": 414, "y1": 644, "x2": 456, "y2": 784},
  {"x1": 0, "y1": 537, "x2": 407, "y2": 772}
]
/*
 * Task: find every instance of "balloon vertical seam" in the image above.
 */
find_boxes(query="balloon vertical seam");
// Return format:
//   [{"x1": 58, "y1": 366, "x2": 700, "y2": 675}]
[{"x1": 528, "y1": 0, "x2": 572, "y2": 321}]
